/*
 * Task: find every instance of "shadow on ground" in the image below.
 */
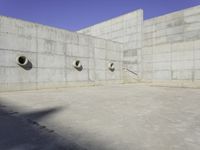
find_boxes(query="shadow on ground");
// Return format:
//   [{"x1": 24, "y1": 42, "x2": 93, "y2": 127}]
[{"x1": 0, "y1": 103, "x2": 87, "y2": 150}]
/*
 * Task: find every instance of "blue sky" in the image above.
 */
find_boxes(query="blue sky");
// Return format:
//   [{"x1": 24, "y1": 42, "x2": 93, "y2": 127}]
[{"x1": 0, "y1": 0, "x2": 200, "y2": 31}]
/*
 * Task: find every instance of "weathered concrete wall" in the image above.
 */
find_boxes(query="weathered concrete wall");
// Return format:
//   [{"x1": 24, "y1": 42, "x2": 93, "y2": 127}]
[
  {"x1": 1, "y1": 5, "x2": 200, "y2": 91},
  {"x1": 78, "y1": 10, "x2": 143, "y2": 82},
  {"x1": 142, "y1": 5, "x2": 200, "y2": 86},
  {"x1": 79, "y1": 6, "x2": 200, "y2": 87},
  {"x1": 0, "y1": 16, "x2": 123, "y2": 92}
]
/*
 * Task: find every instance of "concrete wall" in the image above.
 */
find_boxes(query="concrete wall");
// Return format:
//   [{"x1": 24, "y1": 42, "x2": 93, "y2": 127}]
[
  {"x1": 142, "y1": 5, "x2": 200, "y2": 86},
  {"x1": 1, "y1": 5, "x2": 200, "y2": 91},
  {"x1": 78, "y1": 10, "x2": 143, "y2": 82},
  {"x1": 79, "y1": 5, "x2": 200, "y2": 87},
  {"x1": 0, "y1": 16, "x2": 123, "y2": 92}
]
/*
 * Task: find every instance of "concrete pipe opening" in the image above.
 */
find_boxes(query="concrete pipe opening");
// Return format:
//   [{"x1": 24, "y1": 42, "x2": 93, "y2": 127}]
[
  {"x1": 73, "y1": 60, "x2": 82, "y2": 69},
  {"x1": 16, "y1": 56, "x2": 28, "y2": 66},
  {"x1": 108, "y1": 62, "x2": 115, "y2": 71}
]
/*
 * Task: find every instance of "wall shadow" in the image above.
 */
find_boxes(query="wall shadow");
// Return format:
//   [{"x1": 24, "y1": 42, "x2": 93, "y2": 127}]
[
  {"x1": 0, "y1": 104, "x2": 87, "y2": 150},
  {"x1": 20, "y1": 60, "x2": 33, "y2": 70},
  {"x1": 109, "y1": 68, "x2": 115, "y2": 72},
  {"x1": 75, "y1": 65, "x2": 83, "y2": 72},
  {"x1": 21, "y1": 107, "x2": 63, "y2": 121}
]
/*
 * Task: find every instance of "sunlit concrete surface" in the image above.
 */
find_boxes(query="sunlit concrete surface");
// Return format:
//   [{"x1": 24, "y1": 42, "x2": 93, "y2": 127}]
[{"x1": 0, "y1": 84, "x2": 200, "y2": 150}]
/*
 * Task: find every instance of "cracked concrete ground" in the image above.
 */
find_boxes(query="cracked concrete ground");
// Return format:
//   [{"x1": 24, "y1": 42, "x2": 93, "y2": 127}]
[{"x1": 0, "y1": 84, "x2": 200, "y2": 150}]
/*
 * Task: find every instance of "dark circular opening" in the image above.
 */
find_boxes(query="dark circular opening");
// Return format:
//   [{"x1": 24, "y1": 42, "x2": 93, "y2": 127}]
[
  {"x1": 18, "y1": 56, "x2": 26, "y2": 65},
  {"x1": 75, "y1": 60, "x2": 80, "y2": 67},
  {"x1": 108, "y1": 62, "x2": 115, "y2": 72}
]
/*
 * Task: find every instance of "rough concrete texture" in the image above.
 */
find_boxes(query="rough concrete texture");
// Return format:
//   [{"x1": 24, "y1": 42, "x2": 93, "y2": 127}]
[
  {"x1": 0, "y1": 5, "x2": 200, "y2": 91},
  {"x1": 0, "y1": 106, "x2": 85, "y2": 150},
  {"x1": 142, "y1": 5, "x2": 200, "y2": 84},
  {"x1": 78, "y1": 10, "x2": 143, "y2": 81},
  {"x1": 0, "y1": 16, "x2": 123, "y2": 92},
  {"x1": 0, "y1": 84, "x2": 200, "y2": 150},
  {"x1": 79, "y1": 5, "x2": 200, "y2": 87}
]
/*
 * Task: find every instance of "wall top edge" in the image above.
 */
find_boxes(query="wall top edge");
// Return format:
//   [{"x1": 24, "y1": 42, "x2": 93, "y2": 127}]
[
  {"x1": 77, "y1": 9, "x2": 143, "y2": 32},
  {"x1": 0, "y1": 15, "x2": 74, "y2": 33},
  {"x1": 0, "y1": 15, "x2": 123, "y2": 45},
  {"x1": 144, "y1": 4, "x2": 200, "y2": 23}
]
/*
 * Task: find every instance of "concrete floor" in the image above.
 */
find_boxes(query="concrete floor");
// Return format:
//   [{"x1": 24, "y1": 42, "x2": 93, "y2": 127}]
[
  {"x1": 0, "y1": 107, "x2": 85, "y2": 150},
  {"x1": 0, "y1": 84, "x2": 200, "y2": 150}
]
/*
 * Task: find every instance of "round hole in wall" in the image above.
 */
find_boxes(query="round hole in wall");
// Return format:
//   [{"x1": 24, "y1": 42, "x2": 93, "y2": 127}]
[
  {"x1": 16, "y1": 56, "x2": 28, "y2": 66},
  {"x1": 73, "y1": 60, "x2": 82, "y2": 70},
  {"x1": 108, "y1": 62, "x2": 115, "y2": 71},
  {"x1": 75, "y1": 60, "x2": 80, "y2": 67},
  {"x1": 110, "y1": 63, "x2": 114, "y2": 68}
]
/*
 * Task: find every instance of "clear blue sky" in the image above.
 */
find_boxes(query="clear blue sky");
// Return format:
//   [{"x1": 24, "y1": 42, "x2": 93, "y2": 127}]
[{"x1": 0, "y1": 0, "x2": 200, "y2": 31}]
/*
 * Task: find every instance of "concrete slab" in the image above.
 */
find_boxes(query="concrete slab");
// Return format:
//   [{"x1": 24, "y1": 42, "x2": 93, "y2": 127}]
[
  {"x1": 0, "y1": 84, "x2": 200, "y2": 150},
  {"x1": 0, "y1": 106, "x2": 84, "y2": 150}
]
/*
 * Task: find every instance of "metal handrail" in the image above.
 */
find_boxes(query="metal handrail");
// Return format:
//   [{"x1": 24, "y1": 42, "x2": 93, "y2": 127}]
[{"x1": 123, "y1": 68, "x2": 138, "y2": 76}]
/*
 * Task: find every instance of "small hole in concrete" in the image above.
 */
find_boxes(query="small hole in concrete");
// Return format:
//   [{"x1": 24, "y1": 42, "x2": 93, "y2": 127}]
[
  {"x1": 108, "y1": 62, "x2": 115, "y2": 72},
  {"x1": 110, "y1": 63, "x2": 114, "y2": 68},
  {"x1": 75, "y1": 60, "x2": 80, "y2": 67},
  {"x1": 73, "y1": 60, "x2": 83, "y2": 71},
  {"x1": 16, "y1": 56, "x2": 28, "y2": 66},
  {"x1": 16, "y1": 56, "x2": 32, "y2": 70},
  {"x1": 19, "y1": 57, "x2": 26, "y2": 64}
]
